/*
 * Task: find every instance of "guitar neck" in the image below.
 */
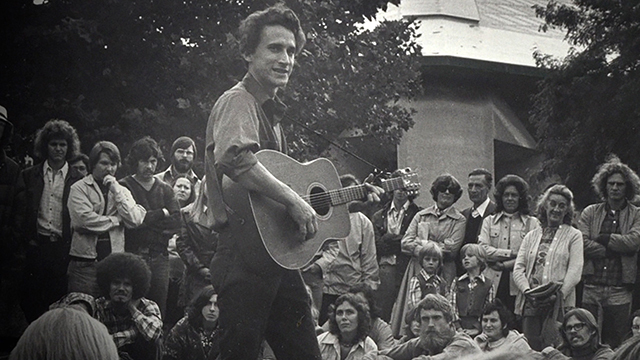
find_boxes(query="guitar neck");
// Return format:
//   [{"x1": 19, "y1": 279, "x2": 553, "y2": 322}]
[{"x1": 321, "y1": 178, "x2": 402, "y2": 206}]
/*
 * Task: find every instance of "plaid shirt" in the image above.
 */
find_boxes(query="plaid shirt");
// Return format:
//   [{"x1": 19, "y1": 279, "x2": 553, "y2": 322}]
[
  {"x1": 95, "y1": 297, "x2": 163, "y2": 348},
  {"x1": 408, "y1": 269, "x2": 447, "y2": 309},
  {"x1": 587, "y1": 205, "x2": 624, "y2": 286},
  {"x1": 449, "y1": 273, "x2": 494, "y2": 324}
]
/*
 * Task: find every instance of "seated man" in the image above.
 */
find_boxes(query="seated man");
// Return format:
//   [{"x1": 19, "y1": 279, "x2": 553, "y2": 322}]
[
  {"x1": 366, "y1": 293, "x2": 481, "y2": 360},
  {"x1": 540, "y1": 308, "x2": 613, "y2": 360},
  {"x1": 95, "y1": 252, "x2": 163, "y2": 360}
]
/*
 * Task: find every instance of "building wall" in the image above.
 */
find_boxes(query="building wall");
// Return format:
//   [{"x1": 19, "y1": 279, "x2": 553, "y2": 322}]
[{"x1": 398, "y1": 86, "x2": 539, "y2": 209}]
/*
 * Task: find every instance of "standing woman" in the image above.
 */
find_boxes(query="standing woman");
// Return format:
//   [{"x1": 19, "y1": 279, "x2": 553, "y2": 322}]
[
  {"x1": 513, "y1": 184, "x2": 584, "y2": 351},
  {"x1": 317, "y1": 293, "x2": 377, "y2": 360},
  {"x1": 176, "y1": 179, "x2": 218, "y2": 308},
  {"x1": 478, "y1": 175, "x2": 540, "y2": 313},
  {"x1": 390, "y1": 173, "x2": 466, "y2": 337}
]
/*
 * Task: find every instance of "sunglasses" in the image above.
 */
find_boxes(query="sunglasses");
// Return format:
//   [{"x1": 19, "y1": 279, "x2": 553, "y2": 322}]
[{"x1": 436, "y1": 184, "x2": 457, "y2": 194}]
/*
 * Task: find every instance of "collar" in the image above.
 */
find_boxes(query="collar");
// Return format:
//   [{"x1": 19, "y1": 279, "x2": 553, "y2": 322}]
[
  {"x1": 389, "y1": 200, "x2": 409, "y2": 214},
  {"x1": 168, "y1": 166, "x2": 198, "y2": 181},
  {"x1": 43, "y1": 160, "x2": 69, "y2": 179},
  {"x1": 84, "y1": 174, "x2": 97, "y2": 185},
  {"x1": 458, "y1": 272, "x2": 487, "y2": 283},
  {"x1": 605, "y1": 200, "x2": 628, "y2": 213},
  {"x1": 493, "y1": 211, "x2": 522, "y2": 224},
  {"x1": 419, "y1": 269, "x2": 436, "y2": 281},
  {"x1": 319, "y1": 332, "x2": 366, "y2": 349},
  {"x1": 424, "y1": 205, "x2": 463, "y2": 220},
  {"x1": 242, "y1": 72, "x2": 275, "y2": 106},
  {"x1": 475, "y1": 198, "x2": 491, "y2": 217},
  {"x1": 241, "y1": 73, "x2": 287, "y2": 124}
]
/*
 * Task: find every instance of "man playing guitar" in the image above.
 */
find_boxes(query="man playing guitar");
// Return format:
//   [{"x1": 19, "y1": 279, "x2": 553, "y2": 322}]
[{"x1": 205, "y1": 5, "x2": 382, "y2": 360}]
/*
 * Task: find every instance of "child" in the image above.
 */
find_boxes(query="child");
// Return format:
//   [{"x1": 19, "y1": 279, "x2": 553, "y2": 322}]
[
  {"x1": 450, "y1": 243, "x2": 494, "y2": 337},
  {"x1": 407, "y1": 241, "x2": 447, "y2": 310}
]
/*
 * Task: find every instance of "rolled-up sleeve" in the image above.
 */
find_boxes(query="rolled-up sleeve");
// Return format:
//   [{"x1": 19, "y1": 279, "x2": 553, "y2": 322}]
[{"x1": 210, "y1": 90, "x2": 261, "y2": 181}]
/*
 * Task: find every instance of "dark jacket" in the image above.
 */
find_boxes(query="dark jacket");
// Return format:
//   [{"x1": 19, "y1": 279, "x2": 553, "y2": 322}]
[
  {"x1": 163, "y1": 316, "x2": 221, "y2": 360},
  {"x1": 372, "y1": 201, "x2": 421, "y2": 277},
  {"x1": 14, "y1": 162, "x2": 79, "y2": 247},
  {"x1": 0, "y1": 151, "x2": 20, "y2": 266},
  {"x1": 372, "y1": 201, "x2": 421, "y2": 258}
]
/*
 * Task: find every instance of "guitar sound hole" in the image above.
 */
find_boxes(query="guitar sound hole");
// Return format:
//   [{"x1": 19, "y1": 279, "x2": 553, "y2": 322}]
[{"x1": 309, "y1": 187, "x2": 330, "y2": 216}]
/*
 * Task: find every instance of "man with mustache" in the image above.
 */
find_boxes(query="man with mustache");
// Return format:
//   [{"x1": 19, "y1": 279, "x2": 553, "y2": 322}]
[
  {"x1": 540, "y1": 308, "x2": 613, "y2": 360},
  {"x1": 155, "y1": 136, "x2": 201, "y2": 195},
  {"x1": 120, "y1": 136, "x2": 181, "y2": 318},
  {"x1": 578, "y1": 155, "x2": 640, "y2": 348},
  {"x1": 93, "y1": 252, "x2": 163, "y2": 360},
  {"x1": 367, "y1": 293, "x2": 480, "y2": 360}
]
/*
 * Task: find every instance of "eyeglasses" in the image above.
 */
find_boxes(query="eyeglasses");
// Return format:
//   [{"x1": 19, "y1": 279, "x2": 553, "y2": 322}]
[
  {"x1": 436, "y1": 184, "x2": 456, "y2": 194},
  {"x1": 632, "y1": 325, "x2": 640, "y2": 331},
  {"x1": 175, "y1": 149, "x2": 194, "y2": 157},
  {"x1": 564, "y1": 322, "x2": 586, "y2": 332}
]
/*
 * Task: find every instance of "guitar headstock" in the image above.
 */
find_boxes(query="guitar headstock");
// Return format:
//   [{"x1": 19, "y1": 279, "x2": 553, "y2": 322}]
[
  {"x1": 393, "y1": 167, "x2": 421, "y2": 196},
  {"x1": 376, "y1": 167, "x2": 421, "y2": 196}
]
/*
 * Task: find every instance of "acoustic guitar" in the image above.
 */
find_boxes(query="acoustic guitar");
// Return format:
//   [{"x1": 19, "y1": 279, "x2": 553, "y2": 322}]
[{"x1": 222, "y1": 149, "x2": 420, "y2": 269}]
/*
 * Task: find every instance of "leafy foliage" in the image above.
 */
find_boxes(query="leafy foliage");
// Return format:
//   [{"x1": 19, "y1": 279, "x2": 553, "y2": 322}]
[
  {"x1": 531, "y1": 0, "x2": 640, "y2": 207},
  {"x1": 1, "y1": 0, "x2": 421, "y2": 169}
]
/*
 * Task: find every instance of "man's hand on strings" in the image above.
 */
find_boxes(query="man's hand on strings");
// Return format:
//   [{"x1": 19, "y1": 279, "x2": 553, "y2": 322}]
[{"x1": 287, "y1": 196, "x2": 318, "y2": 242}]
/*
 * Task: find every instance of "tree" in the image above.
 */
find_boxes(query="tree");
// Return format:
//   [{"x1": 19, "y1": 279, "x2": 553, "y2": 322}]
[
  {"x1": 531, "y1": 0, "x2": 640, "y2": 207},
  {"x1": 1, "y1": 0, "x2": 421, "y2": 172}
]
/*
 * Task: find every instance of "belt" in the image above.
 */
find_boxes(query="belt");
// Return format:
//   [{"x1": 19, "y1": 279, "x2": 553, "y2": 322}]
[
  {"x1": 37, "y1": 233, "x2": 62, "y2": 243},
  {"x1": 70, "y1": 256, "x2": 97, "y2": 262}
]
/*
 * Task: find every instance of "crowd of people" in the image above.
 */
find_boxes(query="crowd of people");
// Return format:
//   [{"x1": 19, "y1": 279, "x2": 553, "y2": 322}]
[{"x1": 2, "y1": 4, "x2": 640, "y2": 360}]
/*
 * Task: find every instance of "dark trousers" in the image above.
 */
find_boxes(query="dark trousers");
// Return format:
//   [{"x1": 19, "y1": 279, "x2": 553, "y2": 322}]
[
  {"x1": 21, "y1": 239, "x2": 69, "y2": 322},
  {"x1": 210, "y1": 249, "x2": 321, "y2": 360},
  {"x1": 376, "y1": 263, "x2": 398, "y2": 322}
]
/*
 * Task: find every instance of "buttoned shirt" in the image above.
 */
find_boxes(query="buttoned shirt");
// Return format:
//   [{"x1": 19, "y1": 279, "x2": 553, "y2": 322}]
[
  {"x1": 478, "y1": 212, "x2": 540, "y2": 295},
  {"x1": 95, "y1": 297, "x2": 163, "y2": 348},
  {"x1": 382, "y1": 201, "x2": 410, "y2": 266},
  {"x1": 37, "y1": 160, "x2": 68, "y2": 237},
  {"x1": 317, "y1": 331, "x2": 377, "y2": 360}
]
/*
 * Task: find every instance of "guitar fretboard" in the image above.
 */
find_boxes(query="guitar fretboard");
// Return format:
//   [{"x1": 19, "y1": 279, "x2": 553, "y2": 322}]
[{"x1": 302, "y1": 177, "x2": 406, "y2": 207}]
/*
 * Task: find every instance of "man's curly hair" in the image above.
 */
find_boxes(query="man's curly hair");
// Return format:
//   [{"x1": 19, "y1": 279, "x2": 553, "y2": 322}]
[
  {"x1": 328, "y1": 293, "x2": 371, "y2": 344},
  {"x1": 125, "y1": 136, "x2": 164, "y2": 171},
  {"x1": 33, "y1": 119, "x2": 80, "y2": 161},
  {"x1": 96, "y1": 253, "x2": 151, "y2": 300},
  {"x1": 238, "y1": 3, "x2": 306, "y2": 57},
  {"x1": 591, "y1": 154, "x2": 640, "y2": 201}
]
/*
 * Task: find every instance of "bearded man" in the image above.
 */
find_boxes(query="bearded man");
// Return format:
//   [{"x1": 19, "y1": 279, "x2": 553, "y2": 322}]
[{"x1": 366, "y1": 293, "x2": 481, "y2": 360}]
